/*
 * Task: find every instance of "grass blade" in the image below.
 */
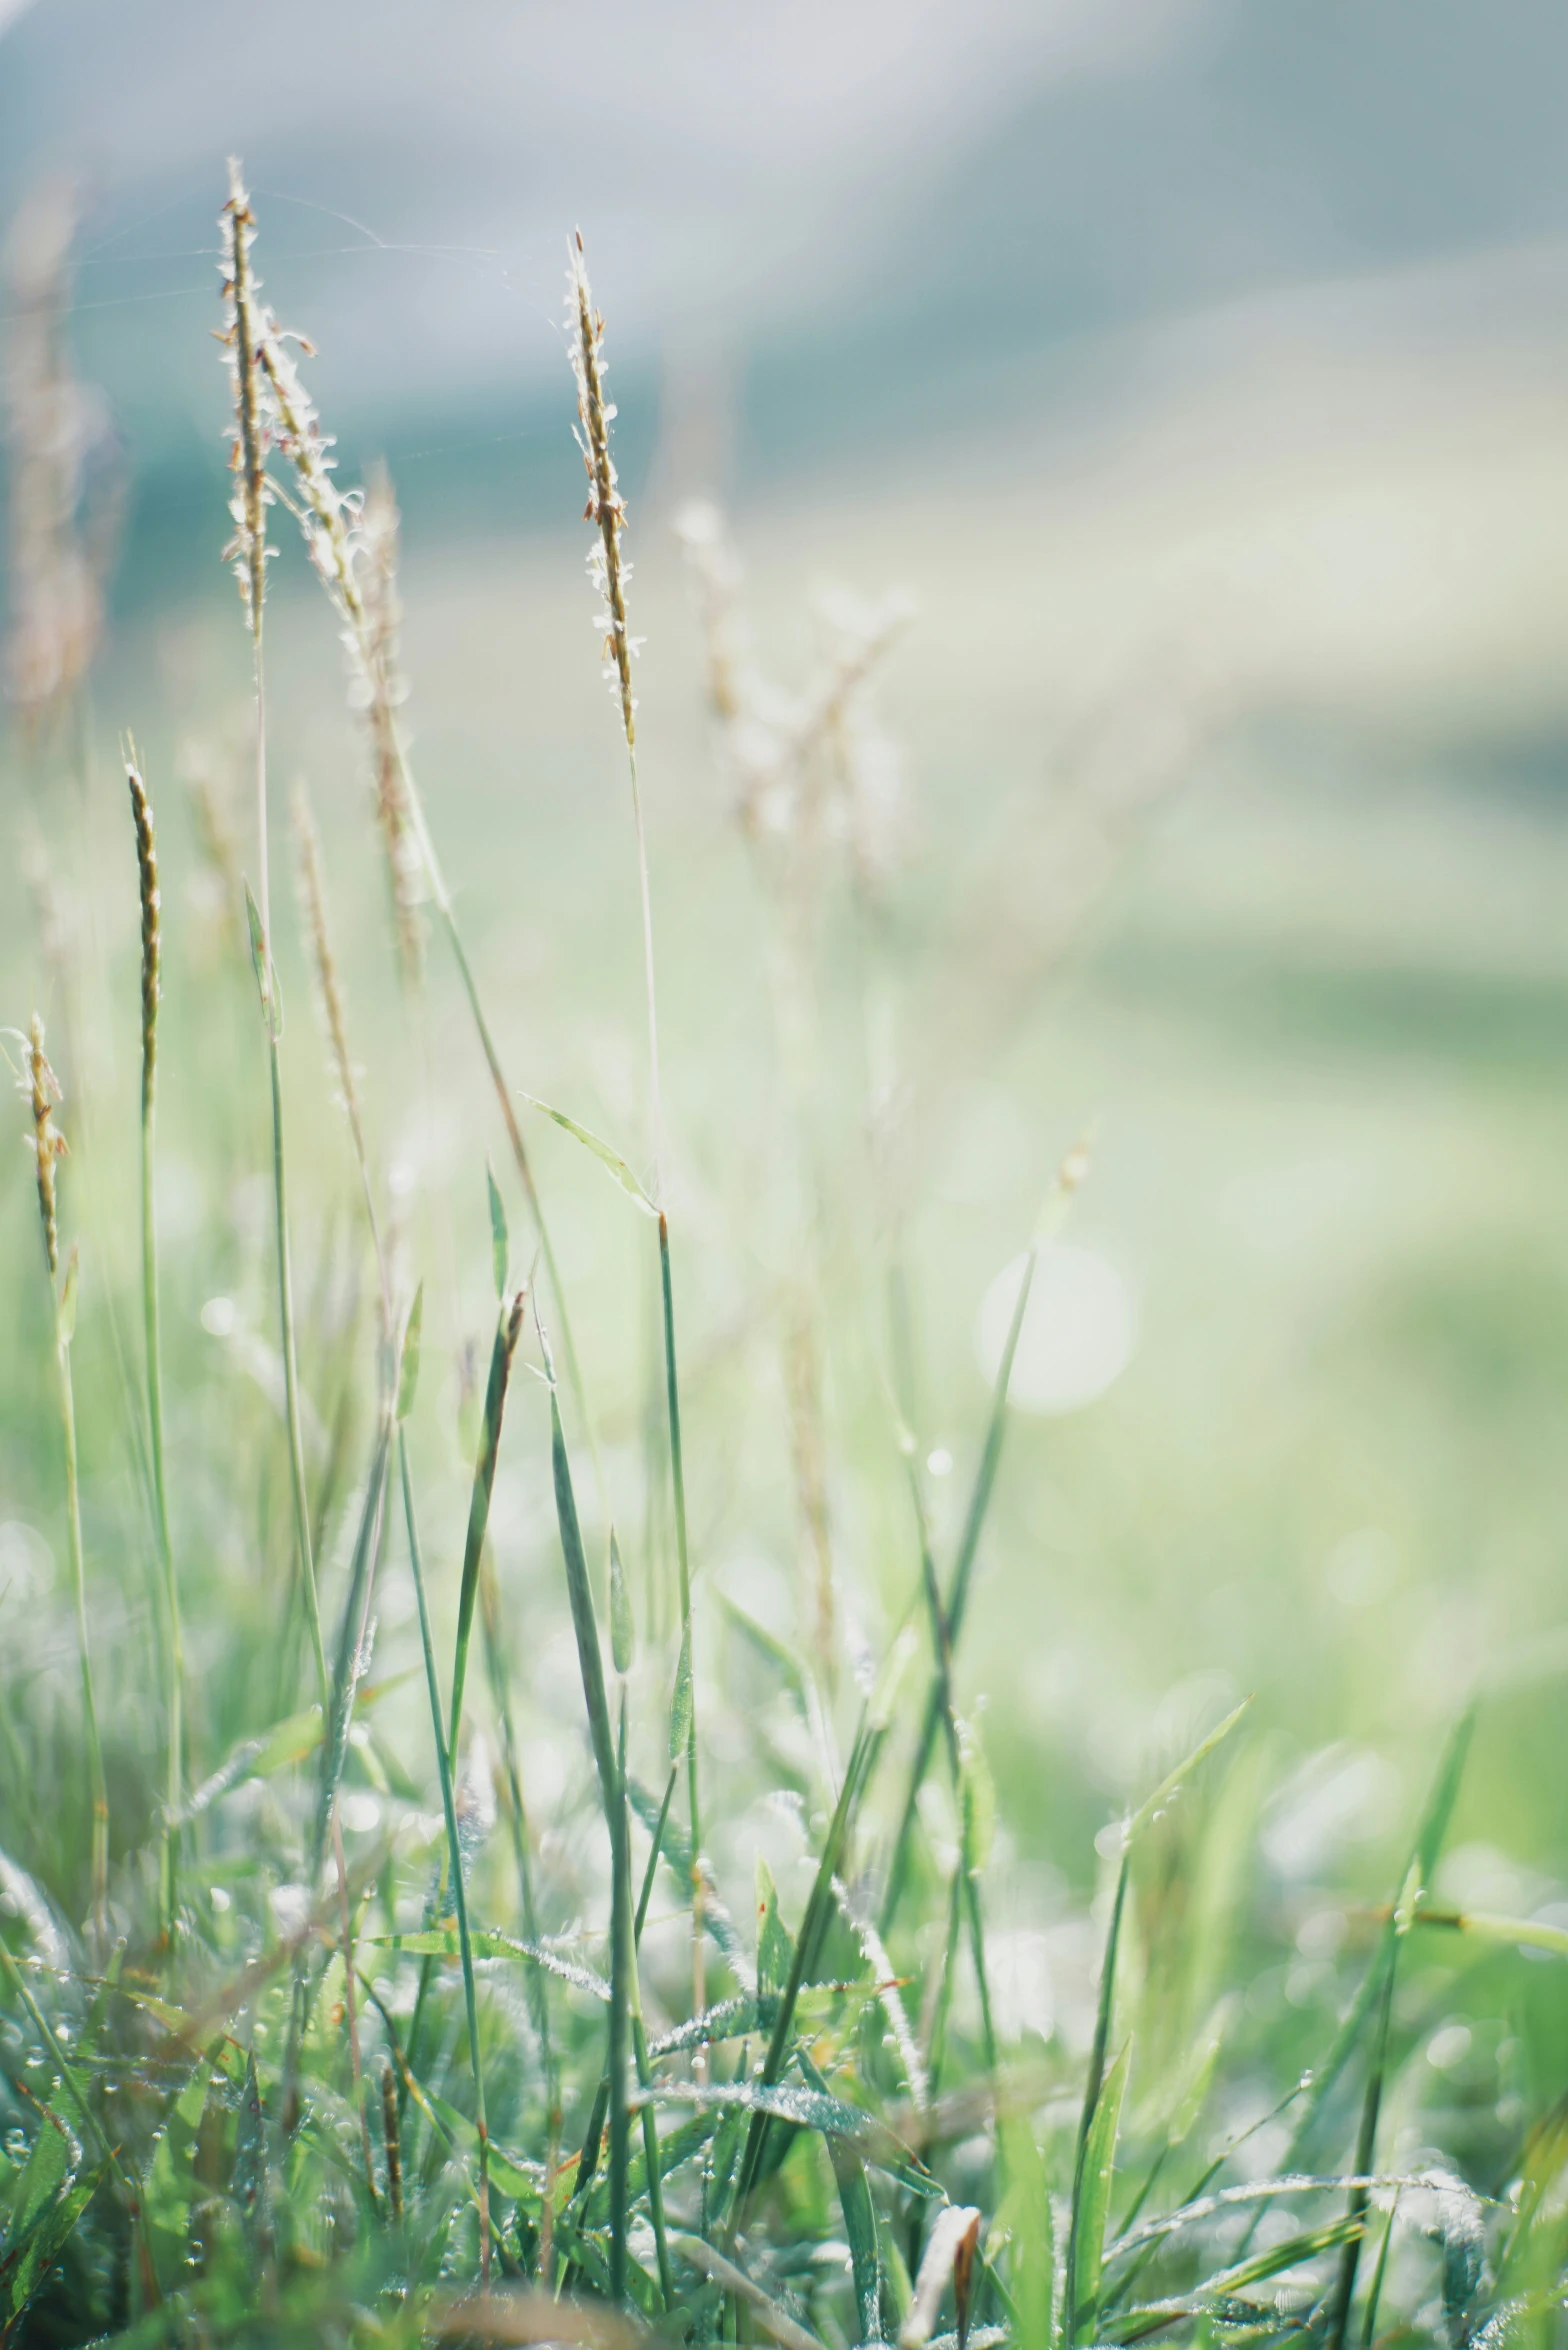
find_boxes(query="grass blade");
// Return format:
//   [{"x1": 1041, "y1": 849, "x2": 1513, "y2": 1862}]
[
  {"x1": 659, "y1": 1212, "x2": 706, "y2": 2061},
  {"x1": 882, "y1": 1140, "x2": 1090, "y2": 1932},
  {"x1": 449, "y1": 1287, "x2": 525, "y2": 1762},
  {"x1": 1068, "y1": 2035, "x2": 1132, "y2": 2342},
  {"x1": 726, "y1": 1706, "x2": 887, "y2": 2228},
  {"x1": 521, "y1": 1092, "x2": 657, "y2": 1215},
  {"x1": 399, "y1": 1423, "x2": 492, "y2": 2282}
]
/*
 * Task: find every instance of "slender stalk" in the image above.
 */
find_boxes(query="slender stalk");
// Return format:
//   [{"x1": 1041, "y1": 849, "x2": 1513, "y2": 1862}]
[
  {"x1": 127, "y1": 759, "x2": 181, "y2": 1936},
  {"x1": 262, "y1": 972, "x2": 327, "y2": 1706},
  {"x1": 400, "y1": 1427, "x2": 491, "y2": 2280},
  {"x1": 403, "y1": 1288, "x2": 523, "y2": 2117},
  {"x1": 608, "y1": 1697, "x2": 631, "y2": 2304},
  {"x1": 58, "y1": 1278, "x2": 106, "y2": 1934},
  {"x1": 882, "y1": 1137, "x2": 1089, "y2": 1933},
  {"x1": 908, "y1": 1467, "x2": 996, "y2": 2075},
  {"x1": 21, "y1": 1018, "x2": 107, "y2": 1933},
  {"x1": 660, "y1": 1212, "x2": 706, "y2": 2052},
  {"x1": 331, "y1": 1806, "x2": 380, "y2": 2213},
  {"x1": 480, "y1": 1554, "x2": 558, "y2": 2130},
  {"x1": 568, "y1": 236, "x2": 706, "y2": 2052},
  {"x1": 221, "y1": 163, "x2": 324, "y2": 1706}
]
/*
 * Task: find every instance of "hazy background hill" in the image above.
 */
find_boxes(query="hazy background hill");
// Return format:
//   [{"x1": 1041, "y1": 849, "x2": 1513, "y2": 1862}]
[{"x1": 6, "y1": 0, "x2": 1568, "y2": 585}]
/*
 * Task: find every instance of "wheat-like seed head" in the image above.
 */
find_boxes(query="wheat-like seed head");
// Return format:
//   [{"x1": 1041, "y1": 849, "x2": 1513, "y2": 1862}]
[
  {"x1": 125, "y1": 756, "x2": 160, "y2": 1112},
  {"x1": 19, "y1": 1011, "x2": 66, "y2": 1281},
  {"x1": 357, "y1": 465, "x2": 423, "y2": 984},
  {"x1": 254, "y1": 313, "x2": 367, "y2": 634},
  {"x1": 218, "y1": 161, "x2": 273, "y2": 632},
  {"x1": 241, "y1": 263, "x2": 427, "y2": 982},
  {"x1": 568, "y1": 232, "x2": 640, "y2": 746}
]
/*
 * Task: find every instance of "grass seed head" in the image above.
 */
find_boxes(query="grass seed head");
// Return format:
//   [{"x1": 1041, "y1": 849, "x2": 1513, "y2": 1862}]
[
  {"x1": 19, "y1": 1010, "x2": 66, "y2": 1281},
  {"x1": 125, "y1": 755, "x2": 160, "y2": 1107},
  {"x1": 568, "y1": 231, "x2": 640, "y2": 746},
  {"x1": 357, "y1": 464, "x2": 423, "y2": 983},
  {"x1": 218, "y1": 160, "x2": 273, "y2": 632}
]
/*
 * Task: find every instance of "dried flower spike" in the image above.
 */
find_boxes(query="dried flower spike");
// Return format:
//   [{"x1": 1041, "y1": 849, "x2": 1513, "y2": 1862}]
[
  {"x1": 126, "y1": 756, "x2": 160, "y2": 1111},
  {"x1": 218, "y1": 159, "x2": 272, "y2": 634},
  {"x1": 357, "y1": 465, "x2": 423, "y2": 983},
  {"x1": 21, "y1": 1011, "x2": 67, "y2": 1280},
  {"x1": 568, "y1": 231, "x2": 640, "y2": 745}
]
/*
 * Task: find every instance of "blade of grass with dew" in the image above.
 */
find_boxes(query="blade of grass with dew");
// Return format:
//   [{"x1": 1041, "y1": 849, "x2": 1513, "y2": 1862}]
[
  {"x1": 395, "y1": 1295, "x2": 493, "y2": 2283},
  {"x1": 1360, "y1": 2188, "x2": 1400, "y2": 2350},
  {"x1": 997, "y1": 2108, "x2": 1053, "y2": 2350},
  {"x1": 882, "y1": 1137, "x2": 1091, "y2": 1932},
  {"x1": 1266, "y1": 1706, "x2": 1475, "y2": 2197},
  {"x1": 618, "y1": 1694, "x2": 674, "y2": 2306},
  {"x1": 1068, "y1": 2035, "x2": 1132, "y2": 2344},
  {"x1": 670, "y1": 2230, "x2": 830, "y2": 2350},
  {"x1": 1064, "y1": 1848, "x2": 1129, "y2": 2344},
  {"x1": 126, "y1": 757, "x2": 182, "y2": 1939},
  {"x1": 725, "y1": 1702, "x2": 891, "y2": 2231},
  {"x1": 799, "y1": 2043, "x2": 882, "y2": 2345},
  {"x1": 1062, "y1": 1699, "x2": 1252, "y2": 2317},
  {"x1": 1323, "y1": 1901, "x2": 1399, "y2": 2350}
]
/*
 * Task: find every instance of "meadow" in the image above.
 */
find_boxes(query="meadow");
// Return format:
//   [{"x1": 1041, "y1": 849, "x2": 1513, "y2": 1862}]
[{"x1": 4, "y1": 165, "x2": 1568, "y2": 2347}]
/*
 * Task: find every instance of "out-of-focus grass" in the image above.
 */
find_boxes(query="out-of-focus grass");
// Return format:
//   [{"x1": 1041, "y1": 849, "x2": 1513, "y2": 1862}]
[
  {"x1": 7, "y1": 256, "x2": 1568, "y2": 2332},
  {"x1": 10, "y1": 393, "x2": 1568, "y2": 1891}
]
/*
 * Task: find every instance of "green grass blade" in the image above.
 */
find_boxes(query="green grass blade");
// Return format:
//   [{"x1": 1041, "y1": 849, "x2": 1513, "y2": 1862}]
[
  {"x1": 727, "y1": 1710, "x2": 885, "y2": 2227},
  {"x1": 448, "y1": 1289, "x2": 525, "y2": 1764},
  {"x1": 547, "y1": 1389, "x2": 618, "y2": 1811},
  {"x1": 1064, "y1": 1848, "x2": 1129, "y2": 2342},
  {"x1": 1123, "y1": 1697, "x2": 1253, "y2": 1842},
  {"x1": 521, "y1": 1091, "x2": 658, "y2": 1215},
  {"x1": 1, "y1": 2157, "x2": 111, "y2": 2330},
  {"x1": 1323, "y1": 1936, "x2": 1396, "y2": 2350},
  {"x1": 310, "y1": 1421, "x2": 391, "y2": 1881},
  {"x1": 487, "y1": 1160, "x2": 509, "y2": 1296},
  {"x1": 246, "y1": 880, "x2": 327, "y2": 1713},
  {"x1": 1068, "y1": 2034, "x2": 1132, "y2": 2342},
  {"x1": 882, "y1": 1144, "x2": 1092, "y2": 1932},
  {"x1": 1360, "y1": 2188, "x2": 1400, "y2": 2350},
  {"x1": 800, "y1": 2045, "x2": 882, "y2": 2344},
  {"x1": 398, "y1": 1428, "x2": 491, "y2": 2280},
  {"x1": 609, "y1": 1698, "x2": 631, "y2": 2303},
  {"x1": 480, "y1": 1550, "x2": 558, "y2": 2113},
  {"x1": 658, "y1": 1211, "x2": 705, "y2": 2042}
]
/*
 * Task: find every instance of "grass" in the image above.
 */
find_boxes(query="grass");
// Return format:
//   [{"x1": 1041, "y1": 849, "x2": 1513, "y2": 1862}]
[{"x1": 5, "y1": 167, "x2": 1568, "y2": 2350}]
